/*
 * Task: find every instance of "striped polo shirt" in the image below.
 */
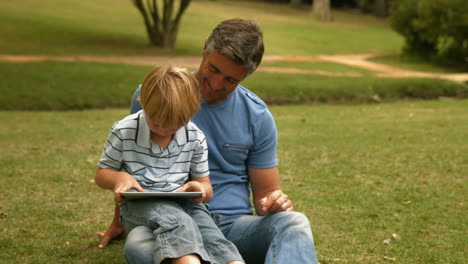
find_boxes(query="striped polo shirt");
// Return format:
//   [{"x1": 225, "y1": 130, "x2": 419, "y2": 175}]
[{"x1": 98, "y1": 110, "x2": 209, "y2": 192}]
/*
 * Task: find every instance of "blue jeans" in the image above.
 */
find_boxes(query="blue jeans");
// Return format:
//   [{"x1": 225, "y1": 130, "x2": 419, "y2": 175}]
[
  {"x1": 122, "y1": 200, "x2": 243, "y2": 264},
  {"x1": 125, "y1": 210, "x2": 318, "y2": 264}
]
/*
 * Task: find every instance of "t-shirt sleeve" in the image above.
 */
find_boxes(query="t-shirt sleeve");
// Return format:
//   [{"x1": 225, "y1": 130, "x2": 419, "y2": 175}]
[
  {"x1": 248, "y1": 108, "x2": 278, "y2": 168},
  {"x1": 97, "y1": 122, "x2": 123, "y2": 171},
  {"x1": 130, "y1": 85, "x2": 142, "y2": 114},
  {"x1": 190, "y1": 134, "x2": 210, "y2": 178}
]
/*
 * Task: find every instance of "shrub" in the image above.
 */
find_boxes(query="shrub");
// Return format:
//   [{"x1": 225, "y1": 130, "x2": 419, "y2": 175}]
[{"x1": 390, "y1": 0, "x2": 468, "y2": 68}]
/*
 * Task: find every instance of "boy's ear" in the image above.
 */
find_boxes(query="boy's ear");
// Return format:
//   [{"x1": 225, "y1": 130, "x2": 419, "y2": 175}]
[{"x1": 202, "y1": 41, "x2": 207, "y2": 55}]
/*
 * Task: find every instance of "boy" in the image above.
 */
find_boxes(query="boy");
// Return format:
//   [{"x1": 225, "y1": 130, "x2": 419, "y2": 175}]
[{"x1": 95, "y1": 66, "x2": 244, "y2": 264}]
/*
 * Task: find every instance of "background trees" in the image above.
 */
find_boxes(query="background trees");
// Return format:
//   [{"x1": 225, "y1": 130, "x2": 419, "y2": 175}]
[{"x1": 390, "y1": 0, "x2": 468, "y2": 68}]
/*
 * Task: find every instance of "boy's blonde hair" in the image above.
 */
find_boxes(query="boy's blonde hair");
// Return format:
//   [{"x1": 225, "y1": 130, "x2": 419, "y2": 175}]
[{"x1": 140, "y1": 66, "x2": 200, "y2": 129}]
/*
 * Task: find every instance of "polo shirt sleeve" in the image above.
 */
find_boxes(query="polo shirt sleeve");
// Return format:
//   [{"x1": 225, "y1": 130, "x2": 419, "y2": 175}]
[
  {"x1": 190, "y1": 136, "x2": 210, "y2": 178},
  {"x1": 97, "y1": 122, "x2": 124, "y2": 171},
  {"x1": 248, "y1": 108, "x2": 278, "y2": 169}
]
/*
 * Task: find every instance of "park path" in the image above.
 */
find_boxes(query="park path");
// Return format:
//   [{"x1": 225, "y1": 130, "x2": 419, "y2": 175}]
[{"x1": 0, "y1": 53, "x2": 467, "y2": 83}]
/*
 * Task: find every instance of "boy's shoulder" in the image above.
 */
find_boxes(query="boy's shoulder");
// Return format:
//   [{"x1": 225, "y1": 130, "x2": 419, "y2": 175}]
[
  {"x1": 112, "y1": 111, "x2": 141, "y2": 131},
  {"x1": 186, "y1": 121, "x2": 205, "y2": 139}
]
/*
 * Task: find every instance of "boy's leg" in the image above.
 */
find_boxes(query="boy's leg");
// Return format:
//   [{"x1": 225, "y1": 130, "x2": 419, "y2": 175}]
[
  {"x1": 216, "y1": 211, "x2": 318, "y2": 264},
  {"x1": 186, "y1": 202, "x2": 244, "y2": 264},
  {"x1": 121, "y1": 199, "x2": 211, "y2": 264},
  {"x1": 124, "y1": 225, "x2": 155, "y2": 264}
]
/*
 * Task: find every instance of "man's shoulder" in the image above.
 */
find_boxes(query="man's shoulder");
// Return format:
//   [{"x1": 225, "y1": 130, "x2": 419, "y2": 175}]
[{"x1": 236, "y1": 85, "x2": 268, "y2": 109}]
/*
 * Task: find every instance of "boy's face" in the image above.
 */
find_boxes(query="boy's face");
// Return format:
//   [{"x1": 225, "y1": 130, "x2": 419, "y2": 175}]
[{"x1": 144, "y1": 113, "x2": 181, "y2": 137}]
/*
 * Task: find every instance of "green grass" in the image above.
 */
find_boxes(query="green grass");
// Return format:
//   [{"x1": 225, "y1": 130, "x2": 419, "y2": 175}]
[
  {"x1": 1, "y1": 61, "x2": 467, "y2": 110},
  {"x1": 0, "y1": 1, "x2": 466, "y2": 262},
  {"x1": 369, "y1": 55, "x2": 466, "y2": 73},
  {"x1": 1, "y1": 100, "x2": 467, "y2": 263},
  {"x1": 0, "y1": 0, "x2": 403, "y2": 56},
  {"x1": 260, "y1": 61, "x2": 376, "y2": 76},
  {"x1": 0, "y1": 61, "x2": 153, "y2": 110}
]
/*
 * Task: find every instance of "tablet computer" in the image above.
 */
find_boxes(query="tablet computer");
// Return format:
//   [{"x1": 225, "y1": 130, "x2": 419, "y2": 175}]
[{"x1": 121, "y1": 191, "x2": 202, "y2": 200}]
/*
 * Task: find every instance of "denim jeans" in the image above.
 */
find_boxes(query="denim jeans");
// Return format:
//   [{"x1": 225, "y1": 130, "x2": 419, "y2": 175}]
[
  {"x1": 122, "y1": 199, "x2": 243, "y2": 264},
  {"x1": 125, "y1": 210, "x2": 318, "y2": 264}
]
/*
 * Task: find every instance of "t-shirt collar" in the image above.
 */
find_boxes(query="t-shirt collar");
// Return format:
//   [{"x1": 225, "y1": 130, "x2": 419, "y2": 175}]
[{"x1": 136, "y1": 110, "x2": 187, "y2": 149}]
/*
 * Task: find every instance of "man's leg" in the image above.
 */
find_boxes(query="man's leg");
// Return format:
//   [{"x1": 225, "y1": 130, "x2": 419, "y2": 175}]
[{"x1": 217, "y1": 211, "x2": 318, "y2": 264}]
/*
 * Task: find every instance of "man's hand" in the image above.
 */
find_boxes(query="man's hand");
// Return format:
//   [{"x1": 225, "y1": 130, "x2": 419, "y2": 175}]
[
  {"x1": 257, "y1": 190, "x2": 294, "y2": 216},
  {"x1": 96, "y1": 215, "x2": 126, "y2": 249}
]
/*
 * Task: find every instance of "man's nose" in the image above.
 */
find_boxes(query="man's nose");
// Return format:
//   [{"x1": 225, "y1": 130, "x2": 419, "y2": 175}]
[{"x1": 210, "y1": 74, "x2": 224, "y2": 91}]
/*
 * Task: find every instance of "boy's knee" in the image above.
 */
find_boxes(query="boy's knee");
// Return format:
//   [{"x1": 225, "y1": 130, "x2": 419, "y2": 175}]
[{"x1": 124, "y1": 226, "x2": 154, "y2": 264}]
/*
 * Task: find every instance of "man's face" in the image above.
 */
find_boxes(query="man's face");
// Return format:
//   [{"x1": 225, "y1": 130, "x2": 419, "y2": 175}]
[{"x1": 195, "y1": 50, "x2": 248, "y2": 104}]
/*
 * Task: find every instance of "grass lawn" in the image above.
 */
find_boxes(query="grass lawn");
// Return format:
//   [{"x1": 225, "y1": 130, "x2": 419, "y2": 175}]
[
  {"x1": 1, "y1": 60, "x2": 467, "y2": 110},
  {"x1": 0, "y1": 0, "x2": 402, "y2": 56},
  {"x1": 0, "y1": 100, "x2": 467, "y2": 263},
  {"x1": 0, "y1": 0, "x2": 466, "y2": 263}
]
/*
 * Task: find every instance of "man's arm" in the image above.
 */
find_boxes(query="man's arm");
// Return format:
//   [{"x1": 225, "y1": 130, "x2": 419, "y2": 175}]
[
  {"x1": 96, "y1": 203, "x2": 126, "y2": 248},
  {"x1": 249, "y1": 166, "x2": 294, "y2": 216}
]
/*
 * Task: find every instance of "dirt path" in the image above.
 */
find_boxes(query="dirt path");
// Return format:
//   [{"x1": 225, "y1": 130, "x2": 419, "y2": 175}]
[{"x1": 1, "y1": 53, "x2": 467, "y2": 83}]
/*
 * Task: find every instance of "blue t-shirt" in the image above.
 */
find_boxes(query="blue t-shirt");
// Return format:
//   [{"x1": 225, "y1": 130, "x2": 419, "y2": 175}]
[{"x1": 130, "y1": 84, "x2": 278, "y2": 215}]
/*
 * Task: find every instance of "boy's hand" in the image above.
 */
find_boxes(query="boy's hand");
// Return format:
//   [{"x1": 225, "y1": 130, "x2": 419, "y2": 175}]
[
  {"x1": 178, "y1": 181, "x2": 206, "y2": 203},
  {"x1": 113, "y1": 172, "x2": 145, "y2": 203}
]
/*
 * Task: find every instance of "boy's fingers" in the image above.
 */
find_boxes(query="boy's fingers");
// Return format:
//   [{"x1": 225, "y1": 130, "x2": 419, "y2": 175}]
[{"x1": 177, "y1": 185, "x2": 188, "y2": 192}]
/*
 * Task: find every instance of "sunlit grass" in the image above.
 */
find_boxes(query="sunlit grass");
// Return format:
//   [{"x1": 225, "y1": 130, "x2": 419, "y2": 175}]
[
  {"x1": 0, "y1": 100, "x2": 466, "y2": 263},
  {"x1": 0, "y1": 0, "x2": 402, "y2": 56}
]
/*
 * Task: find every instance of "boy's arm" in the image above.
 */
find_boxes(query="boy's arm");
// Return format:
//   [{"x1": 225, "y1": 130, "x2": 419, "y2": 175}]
[
  {"x1": 95, "y1": 168, "x2": 145, "y2": 203},
  {"x1": 178, "y1": 176, "x2": 213, "y2": 203}
]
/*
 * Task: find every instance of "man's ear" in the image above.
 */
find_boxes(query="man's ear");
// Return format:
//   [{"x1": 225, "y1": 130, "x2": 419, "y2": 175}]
[{"x1": 202, "y1": 41, "x2": 207, "y2": 55}]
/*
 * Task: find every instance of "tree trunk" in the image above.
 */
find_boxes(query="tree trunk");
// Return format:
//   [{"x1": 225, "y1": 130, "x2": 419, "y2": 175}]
[
  {"x1": 132, "y1": 0, "x2": 191, "y2": 49},
  {"x1": 373, "y1": 0, "x2": 389, "y2": 17},
  {"x1": 290, "y1": 0, "x2": 302, "y2": 7},
  {"x1": 312, "y1": 0, "x2": 333, "y2": 21}
]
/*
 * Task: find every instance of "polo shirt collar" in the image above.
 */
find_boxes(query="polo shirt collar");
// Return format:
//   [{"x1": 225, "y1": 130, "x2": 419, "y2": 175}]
[{"x1": 136, "y1": 110, "x2": 188, "y2": 149}]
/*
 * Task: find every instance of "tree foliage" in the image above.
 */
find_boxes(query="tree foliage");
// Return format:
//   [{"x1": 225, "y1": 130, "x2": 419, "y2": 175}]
[
  {"x1": 132, "y1": 0, "x2": 191, "y2": 49},
  {"x1": 390, "y1": 0, "x2": 468, "y2": 68}
]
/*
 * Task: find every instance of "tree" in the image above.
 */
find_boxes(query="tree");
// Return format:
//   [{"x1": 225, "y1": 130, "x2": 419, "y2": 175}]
[
  {"x1": 132, "y1": 0, "x2": 191, "y2": 49},
  {"x1": 390, "y1": 0, "x2": 468, "y2": 68},
  {"x1": 312, "y1": 0, "x2": 333, "y2": 21},
  {"x1": 290, "y1": 0, "x2": 302, "y2": 6}
]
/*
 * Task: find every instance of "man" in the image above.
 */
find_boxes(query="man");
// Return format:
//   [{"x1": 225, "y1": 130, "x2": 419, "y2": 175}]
[{"x1": 98, "y1": 18, "x2": 318, "y2": 264}]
